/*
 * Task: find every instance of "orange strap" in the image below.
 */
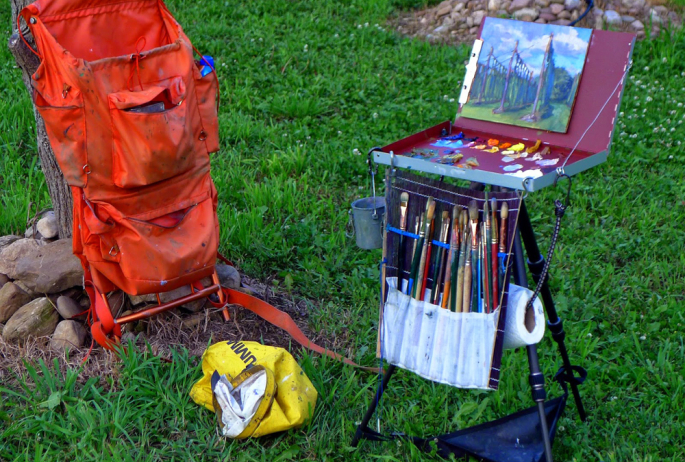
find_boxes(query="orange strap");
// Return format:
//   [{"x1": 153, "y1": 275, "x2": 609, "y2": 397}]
[{"x1": 223, "y1": 288, "x2": 379, "y2": 373}]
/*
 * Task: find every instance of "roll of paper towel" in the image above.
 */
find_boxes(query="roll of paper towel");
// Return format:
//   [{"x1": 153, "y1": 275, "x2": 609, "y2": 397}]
[{"x1": 503, "y1": 284, "x2": 546, "y2": 349}]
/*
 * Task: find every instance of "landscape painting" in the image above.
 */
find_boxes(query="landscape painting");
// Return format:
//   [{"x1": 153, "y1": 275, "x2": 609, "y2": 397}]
[{"x1": 460, "y1": 18, "x2": 592, "y2": 133}]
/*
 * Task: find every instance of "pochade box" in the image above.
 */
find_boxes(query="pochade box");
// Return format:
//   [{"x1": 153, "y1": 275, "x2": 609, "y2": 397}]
[
  {"x1": 374, "y1": 18, "x2": 635, "y2": 390},
  {"x1": 372, "y1": 18, "x2": 636, "y2": 192}
]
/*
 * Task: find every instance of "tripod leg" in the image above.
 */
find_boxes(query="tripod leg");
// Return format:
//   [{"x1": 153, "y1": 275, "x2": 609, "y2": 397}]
[
  {"x1": 518, "y1": 201, "x2": 587, "y2": 422},
  {"x1": 351, "y1": 364, "x2": 396, "y2": 447},
  {"x1": 514, "y1": 230, "x2": 554, "y2": 462}
]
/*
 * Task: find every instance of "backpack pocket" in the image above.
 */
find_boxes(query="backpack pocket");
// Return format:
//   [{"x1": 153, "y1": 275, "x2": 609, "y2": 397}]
[
  {"x1": 193, "y1": 65, "x2": 220, "y2": 154},
  {"x1": 109, "y1": 76, "x2": 196, "y2": 188},
  {"x1": 82, "y1": 191, "x2": 218, "y2": 290},
  {"x1": 34, "y1": 88, "x2": 88, "y2": 187}
]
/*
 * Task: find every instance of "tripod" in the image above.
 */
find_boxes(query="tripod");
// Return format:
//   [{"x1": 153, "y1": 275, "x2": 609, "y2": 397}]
[{"x1": 351, "y1": 200, "x2": 587, "y2": 462}]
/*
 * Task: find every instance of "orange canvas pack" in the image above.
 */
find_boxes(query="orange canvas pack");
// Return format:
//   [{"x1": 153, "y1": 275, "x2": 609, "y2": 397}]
[{"x1": 20, "y1": 0, "x2": 221, "y2": 296}]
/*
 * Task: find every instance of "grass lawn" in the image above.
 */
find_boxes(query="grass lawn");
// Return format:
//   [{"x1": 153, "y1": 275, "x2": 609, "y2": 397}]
[{"x1": 1, "y1": 1, "x2": 685, "y2": 460}]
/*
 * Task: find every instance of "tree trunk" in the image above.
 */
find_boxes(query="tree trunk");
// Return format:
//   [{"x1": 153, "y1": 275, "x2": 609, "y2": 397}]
[{"x1": 9, "y1": 0, "x2": 73, "y2": 238}]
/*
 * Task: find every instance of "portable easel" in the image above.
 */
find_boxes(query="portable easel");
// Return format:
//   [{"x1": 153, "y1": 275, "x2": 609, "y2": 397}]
[{"x1": 351, "y1": 19, "x2": 635, "y2": 461}]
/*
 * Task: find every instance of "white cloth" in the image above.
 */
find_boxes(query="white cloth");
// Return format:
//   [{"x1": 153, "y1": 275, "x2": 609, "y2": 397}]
[
  {"x1": 213, "y1": 370, "x2": 267, "y2": 438},
  {"x1": 381, "y1": 278, "x2": 498, "y2": 390}
]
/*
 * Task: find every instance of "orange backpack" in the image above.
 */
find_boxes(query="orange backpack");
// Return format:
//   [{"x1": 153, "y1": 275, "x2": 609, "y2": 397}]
[{"x1": 21, "y1": 0, "x2": 220, "y2": 297}]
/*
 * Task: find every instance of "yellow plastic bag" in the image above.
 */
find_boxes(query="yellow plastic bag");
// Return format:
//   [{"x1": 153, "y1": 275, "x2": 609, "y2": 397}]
[{"x1": 190, "y1": 341, "x2": 318, "y2": 438}]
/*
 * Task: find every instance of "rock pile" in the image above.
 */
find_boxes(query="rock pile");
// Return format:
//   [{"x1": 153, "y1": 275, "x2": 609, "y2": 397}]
[
  {"x1": 0, "y1": 212, "x2": 242, "y2": 351},
  {"x1": 393, "y1": 0, "x2": 682, "y2": 44}
]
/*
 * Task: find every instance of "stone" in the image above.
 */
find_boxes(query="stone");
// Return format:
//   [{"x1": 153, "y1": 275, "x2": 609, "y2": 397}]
[
  {"x1": 649, "y1": 9, "x2": 662, "y2": 23},
  {"x1": 434, "y1": 25, "x2": 449, "y2": 34},
  {"x1": 36, "y1": 212, "x2": 58, "y2": 239},
  {"x1": 539, "y1": 12, "x2": 557, "y2": 20},
  {"x1": 604, "y1": 10, "x2": 622, "y2": 25},
  {"x1": 0, "y1": 235, "x2": 22, "y2": 253},
  {"x1": 557, "y1": 10, "x2": 571, "y2": 19},
  {"x1": 24, "y1": 227, "x2": 43, "y2": 239},
  {"x1": 467, "y1": 16, "x2": 474, "y2": 27},
  {"x1": 10, "y1": 238, "x2": 83, "y2": 294},
  {"x1": 552, "y1": 18, "x2": 571, "y2": 25},
  {"x1": 622, "y1": 15, "x2": 636, "y2": 22},
  {"x1": 469, "y1": 26, "x2": 479, "y2": 34},
  {"x1": 535, "y1": 18, "x2": 547, "y2": 23},
  {"x1": 472, "y1": 10, "x2": 486, "y2": 26},
  {"x1": 535, "y1": 0, "x2": 550, "y2": 7},
  {"x1": 630, "y1": 19, "x2": 644, "y2": 30},
  {"x1": 2, "y1": 297, "x2": 58, "y2": 342},
  {"x1": 653, "y1": 5, "x2": 668, "y2": 14},
  {"x1": 508, "y1": 0, "x2": 532, "y2": 11},
  {"x1": 56, "y1": 295, "x2": 84, "y2": 320},
  {"x1": 181, "y1": 313, "x2": 206, "y2": 330},
  {"x1": 594, "y1": 15, "x2": 604, "y2": 29},
  {"x1": 621, "y1": 0, "x2": 645, "y2": 9},
  {"x1": 13, "y1": 280, "x2": 37, "y2": 297},
  {"x1": 0, "y1": 239, "x2": 40, "y2": 277},
  {"x1": 0, "y1": 282, "x2": 32, "y2": 323},
  {"x1": 216, "y1": 263, "x2": 241, "y2": 290},
  {"x1": 0, "y1": 273, "x2": 9, "y2": 289},
  {"x1": 514, "y1": 7, "x2": 539, "y2": 20},
  {"x1": 488, "y1": 0, "x2": 501, "y2": 11},
  {"x1": 549, "y1": 0, "x2": 564, "y2": 4},
  {"x1": 592, "y1": 7, "x2": 604, "y2": 16},
  {"x1": 550, "y1": 3, "x2": 564, "y2": 14},
  {"x1": 436, "y1": 3, "x2": 452, "y2": 17},
  {"x1": 50, "y1": 320, "x2": 86, "y2": 350},
  {"x1": 564, "y1": 0, "x2": 580, "y2": 9}
]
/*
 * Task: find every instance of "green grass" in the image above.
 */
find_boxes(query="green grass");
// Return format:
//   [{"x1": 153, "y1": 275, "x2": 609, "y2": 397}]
[{"x1": 2, "y1": 1, "x2": 685, "y2": 461}]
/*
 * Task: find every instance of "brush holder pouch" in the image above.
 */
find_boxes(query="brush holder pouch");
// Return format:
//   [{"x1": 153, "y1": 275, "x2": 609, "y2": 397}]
[
  {"x1": 380, "y1": 170, "x2": 523, "y2": 390},
  {"x1": 382, "y1": 277, "x2": 499, "y2": 389}
]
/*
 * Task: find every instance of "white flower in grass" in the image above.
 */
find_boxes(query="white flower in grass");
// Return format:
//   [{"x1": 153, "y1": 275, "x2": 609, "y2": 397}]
[
  {"x1": 670, "y1": 128, "x2": 675, "y2": 132},
  {"x1": 357, "y1": 24, "x2": 362, "y2": 29},
  {"x1": 373, "y1": 112, "x2": 379, "y2": 119},
  {"x1": 678, "y1": 103, "x2": 683, "y2": 108},
  {"x1": 353, "y1": 148, "x2": 361, "y2": 156},
  {"x1": 443, "y1": 95, "x2": 449, "y2": 101},
  {"x1": 334, "y1": 33, "x2": 339, "y2": 38},
  {"x1": 644, "y1": 66, "x2": 650, "y2": 71},
  {"x1": 587, "y1": 333, "x2": 592, "y2": 337},
  {"x1": 303, "y1": 44, "x2": 308, "y2": 52},
  {"x1": 338, "y1": 130, "x2": 342, "y2": 135},
  {"x1": 646, "y1": 96, "x2": 652, "y2": 102},
  {"x1": 283, "y1": 133, "x2": 288, "y2": 137},
  {"x1": 364, "y1": 22, "x2": 369, "y2": 27},
  {"x1": 640, "y1": 335, "x2": 646, "y2": 340},
  {"x1": 682, "y1": 72, "x2": 685, "y2": 77},
  {"x1": 678, "y1": 141, "x2": 682, "y2": 145},
  {"x1": 669, "y1": 155, "x2": 674, "y2": 159},
  {"x1": 449, "y1": 98, "x2": 455, "y2": 103},
  {"x1": 619, "y1": 112, "x2": 624, "y2": 117},
  {"x1": 662, "y1": 57, "x2": 667, "y2": 63}
]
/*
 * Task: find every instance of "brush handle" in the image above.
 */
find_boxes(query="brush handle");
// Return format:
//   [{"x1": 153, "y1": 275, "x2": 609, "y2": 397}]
[
  {"x1": 408, "y1": 236, "x2": 424, "y2": 298},
  {"x1": 435, "y1": 247, "x2": 449, "y2": 305},
  {"x1": 441, "y1": 246, "x2": 455, "y2": 309},
  {"x1": 463, "y1": 260, "x2": 472, "y2": 313},
  {"x1": 491, "y1": 242, "x2": 499, "y2": 310},
  {"x1": 419, "y1": 245, "x2": 432, "y2": 302},
  {"x1": 485, "y1": 226, "x2": 493, "y2": 313},
  {"x1": 397, "y1": 235, "x2": 406, "y2": 293},
  {"x1": 471, "y1": 247, "x2": 478, "y2": 313},
  {"x1": 430, "y1": 247, "x2": 445, "y2": 304},
  {"x1": 415, "y1": 239, "x2": 430, "y2": 300}
]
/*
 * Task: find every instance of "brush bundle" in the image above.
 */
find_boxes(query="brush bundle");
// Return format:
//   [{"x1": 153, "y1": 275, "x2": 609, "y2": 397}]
[{"x1": 380, "y1": 171, "x2": 521, "y2": 390}]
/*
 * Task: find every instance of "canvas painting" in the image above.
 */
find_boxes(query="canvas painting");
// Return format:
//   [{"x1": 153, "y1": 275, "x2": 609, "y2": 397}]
[{"x1": 460, "y1": 18, "x2": 592, "y2": 133}]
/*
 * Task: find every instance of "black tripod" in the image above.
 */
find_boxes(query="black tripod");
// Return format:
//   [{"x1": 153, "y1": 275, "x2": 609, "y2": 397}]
[{"x1": 351, "y1": 200, "x2": 587, "y2": 462}]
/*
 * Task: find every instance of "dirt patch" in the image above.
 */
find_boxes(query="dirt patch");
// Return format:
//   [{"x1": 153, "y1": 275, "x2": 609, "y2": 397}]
[{"x1": 0, "y1": 275, "x2": 341, "y2": 389}]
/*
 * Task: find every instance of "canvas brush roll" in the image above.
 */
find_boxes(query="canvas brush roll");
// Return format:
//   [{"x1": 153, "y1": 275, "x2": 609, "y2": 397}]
[
  {"x1": 21, "y1": 0, "x2": 221, "y2": 295},
  {"x1": 382, "y1": 171, "x2": 521, "y2": 390}
]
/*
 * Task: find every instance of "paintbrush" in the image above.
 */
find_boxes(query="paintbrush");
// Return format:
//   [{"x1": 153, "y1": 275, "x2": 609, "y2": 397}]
[
  {"x1": 431, "y1": 210, "x2": 451, "y2": 304},
  {"x1": 483, "y1": 196, "x2": 492, "y2": 313},
  {"x1": 441, "y1": 206, "x2": 460, "y2": 309},
  {"x1": 407, "y1": 212, "x2": 425, "y2": 298},
  {"x1": 490, "y1": 197, "x2": 499, "y2": 311},
  {"x1": 498, "y1": 201, "x2": 509, "y2": 290},
  {"x1": 397, "y1": 192, "x2": 409, "y2": 293},
  {"x1": 414, "y1": 198, "x2": 435, "y2": 300},
  {"x1": 462, "y1": 230, "x2": 472, "y2": 313},
  {"x1": 455, "y1": 210, "x2": 469, "y2": 312},
  {"x1": 468, "y1": 200, "x2": 479, "y2": 312},
  {"x1": 420, "y1": 212, "x2": 437, "y2": 302}
]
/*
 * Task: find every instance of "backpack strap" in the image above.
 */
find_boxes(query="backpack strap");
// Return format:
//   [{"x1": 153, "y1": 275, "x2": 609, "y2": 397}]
[{"x1": 221, "y1": 288, "x2": 379, "y2": 373}]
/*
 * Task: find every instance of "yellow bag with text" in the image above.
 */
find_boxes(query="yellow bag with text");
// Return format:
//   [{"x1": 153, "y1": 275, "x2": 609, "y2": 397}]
[{"x1": 190, "y1": 341, "x2": 318, "y2": 439}]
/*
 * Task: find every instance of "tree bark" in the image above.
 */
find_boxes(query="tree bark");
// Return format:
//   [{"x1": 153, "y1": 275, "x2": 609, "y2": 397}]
[{"x1": 9, "y1": 0, "x2": 73, "y2": 238}]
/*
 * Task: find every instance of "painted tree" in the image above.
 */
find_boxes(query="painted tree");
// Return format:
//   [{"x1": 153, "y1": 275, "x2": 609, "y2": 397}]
[{"x1": 9, "y1": 0, "x2": 73, "y2": 238}]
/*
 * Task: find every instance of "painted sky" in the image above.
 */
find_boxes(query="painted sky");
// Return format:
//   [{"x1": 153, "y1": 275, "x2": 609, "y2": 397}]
[{"x1": 478, "y1": 18, "x2": 592, "y2": 78}]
